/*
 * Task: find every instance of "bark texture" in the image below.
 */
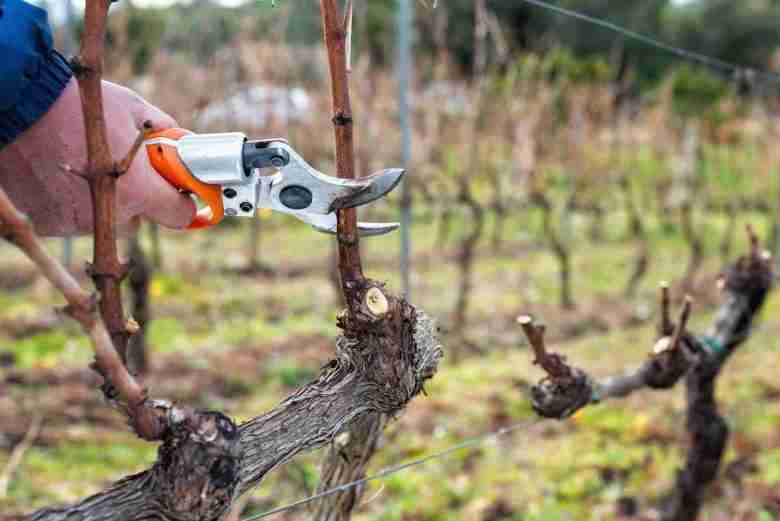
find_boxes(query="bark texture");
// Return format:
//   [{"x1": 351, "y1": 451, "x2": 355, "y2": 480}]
[
  {"x1": 311, "y1": 413, "x2": 387, "y2": 521},
  {"x1": 311, "y1": 3, "x2": 401, "y2": 519},
  {"x1": 24, "y1": 294, "x2": 441, "y2": 521},
  {"x1": 521, "y1": 228, "x2": 773, "y2": 521}
]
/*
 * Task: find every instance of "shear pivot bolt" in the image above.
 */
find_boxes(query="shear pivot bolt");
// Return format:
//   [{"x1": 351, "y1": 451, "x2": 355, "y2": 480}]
[
  {"x1": 270, "y1": 156, "x2": 286, "y2": 168},
  {"x1": 240, "y1": 202, "x2": 254, "y2": 212},
  {"x1": 279, "y1": 185, "x2": 313, "y2": 210}
]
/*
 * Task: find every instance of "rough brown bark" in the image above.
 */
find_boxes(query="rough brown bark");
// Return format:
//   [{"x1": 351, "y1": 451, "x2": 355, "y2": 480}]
[
  {"x1": 311, "y1": 413, "x2": 387, "y2": 521},
  {"x1": 521, "y1": 227, "x2": 772, "y2": 520},
  {"x1": 9, "y1": 2, "x2": 443, "y2": 518},
  {"x1": 661, "y1": 229, "x2": 772, "y2": 521},
  {"x1": 22, "y1": 290, "x2": 441, "y2": 521}
]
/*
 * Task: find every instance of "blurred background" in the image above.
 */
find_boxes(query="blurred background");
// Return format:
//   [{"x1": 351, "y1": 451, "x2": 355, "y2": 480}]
[{"x1": 2, "y1": 0, "x2": 780, "y2": 519}]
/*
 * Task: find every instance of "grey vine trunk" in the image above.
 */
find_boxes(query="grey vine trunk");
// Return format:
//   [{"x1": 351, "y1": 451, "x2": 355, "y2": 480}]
[{"x1": 24, "y1": 294, "x2": 442, "y2": 521}]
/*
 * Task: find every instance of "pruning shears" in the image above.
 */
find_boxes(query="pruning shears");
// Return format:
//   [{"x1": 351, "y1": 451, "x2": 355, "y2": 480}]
[{"x1": 144, "y1": 128, "x2": 404, "y2": 235}]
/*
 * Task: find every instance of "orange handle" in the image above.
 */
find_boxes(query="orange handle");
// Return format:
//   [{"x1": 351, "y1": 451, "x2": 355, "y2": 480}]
[{"x1": 145, "y1": 128, "x2": 224, "y2": 229}]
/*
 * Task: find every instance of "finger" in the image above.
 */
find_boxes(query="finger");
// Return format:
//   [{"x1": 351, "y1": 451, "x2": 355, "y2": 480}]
[{"x1": 140, "y1": 171, "x2": 196, "y2": 230}]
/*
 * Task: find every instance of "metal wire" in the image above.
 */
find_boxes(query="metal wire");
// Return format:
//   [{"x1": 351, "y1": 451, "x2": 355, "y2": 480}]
[
  {"x1": 521, "y1": 0, "x2": 780, "y2": 85},
  {"x1": 240, "y1": 418, "x2": 543, "y2": 520},
  {"x1": 243, "y1": 4, "x2": 780, "y2": 520}
]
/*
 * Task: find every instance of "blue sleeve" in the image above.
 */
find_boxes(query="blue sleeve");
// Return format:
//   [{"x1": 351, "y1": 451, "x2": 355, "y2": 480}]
[{"x1": 0, "y1": 0, "x2": 73, "y2": 147}]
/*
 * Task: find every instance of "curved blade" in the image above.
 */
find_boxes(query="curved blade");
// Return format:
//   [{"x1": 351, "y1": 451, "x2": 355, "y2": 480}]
[
  {"x1": 333, "y1": 169, "x2": 406, "y2": 211},
  {"x1": 296, "y1": 212, "x2": 400, "y2": 237}
]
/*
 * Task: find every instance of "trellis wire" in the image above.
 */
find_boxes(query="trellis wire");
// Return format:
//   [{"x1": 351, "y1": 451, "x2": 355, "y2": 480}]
[
  {"x1": 247, "y1": 2, "x2": 780, "y2": 519},
  {"x1": 241, "y1": 418, "x2": 543, "y2": 520},
  {"x1": 521, "y1": 0, "x2": 780, "y2": 86}
]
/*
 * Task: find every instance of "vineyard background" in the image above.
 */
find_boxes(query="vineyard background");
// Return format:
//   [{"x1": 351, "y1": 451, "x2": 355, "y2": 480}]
[{"x1": 2, "y1": 0, "x2": 780, "y2": 519}]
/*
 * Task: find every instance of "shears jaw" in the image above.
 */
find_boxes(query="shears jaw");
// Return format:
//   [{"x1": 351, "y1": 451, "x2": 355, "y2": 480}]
[
  {"x1": 261, "y1": 142, "x2": 405, "y2": 217},
  {"x1": 295, "y1": 212, "x2": 400, "y2": 237},
  {"x1": 294, "y1": 168, "x2": 405, "y2": 236},
  {"x1": 331, "y1": 169, "x2": 406, "y2": 211}
]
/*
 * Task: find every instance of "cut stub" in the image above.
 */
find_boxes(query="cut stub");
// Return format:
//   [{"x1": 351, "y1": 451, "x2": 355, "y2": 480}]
[
  {"x1": 336, "y1": 281, "x2": 442, "y2": 407},
  {"x1": 645, "y1": 337, "x2": 692, "y2": 389}
]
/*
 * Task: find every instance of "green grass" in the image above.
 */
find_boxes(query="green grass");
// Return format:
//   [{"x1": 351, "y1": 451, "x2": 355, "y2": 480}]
[{"x1": 0, "y1": 208, "x2": 778, "y2": 519}]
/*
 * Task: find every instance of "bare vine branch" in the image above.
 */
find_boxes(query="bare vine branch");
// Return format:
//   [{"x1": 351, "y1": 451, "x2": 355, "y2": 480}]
[
  {"x1": 0, "y1": 188, "x2": 165, "y2": 441},
  {"x1": 73, "y1": 0, "x2": 133, "y2": 362},
  {"x1": 519, "y1": 226, "x2": 773, "y2": 520},
  {"x1": 320, "y1": 0, "x2": 363, "y2": 293}
]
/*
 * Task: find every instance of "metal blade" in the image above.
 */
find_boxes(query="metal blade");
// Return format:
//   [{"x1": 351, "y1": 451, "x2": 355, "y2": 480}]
[
  {"x1": 332, "y1": 169, "x2": 406, "y2": 211},
  {"x1": 296, "y1": 212, "x2": 400, "y2": 237}
]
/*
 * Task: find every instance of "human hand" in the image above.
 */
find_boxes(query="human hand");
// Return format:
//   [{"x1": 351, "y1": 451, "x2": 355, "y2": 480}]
[{"x1": 0, "y1": 78, "x2": 195, "y2": 236}]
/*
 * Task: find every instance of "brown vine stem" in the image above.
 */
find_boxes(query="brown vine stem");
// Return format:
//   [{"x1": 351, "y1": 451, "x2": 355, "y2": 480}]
[
  {"x1": 517, "y1": 315, "x2": 573, "y2": 379},
  {"x1": 73, "y1": 0, "x2": 146, "y2": 362},
  {"x1": 314, "y1": 4, "x2": 392, "y2": 520},
  {"x1": 670, "y1": 295, "x2": 692, "y2": 352},
  {"x1": 659, "y1": 281, "x2": 672, "y2": 334},
  {"x1": 0, "y1": 188, "x2": 154, "y2": 437},
  {"x1": 320, "y1": 0, "x2": 364, "y2": 295}
]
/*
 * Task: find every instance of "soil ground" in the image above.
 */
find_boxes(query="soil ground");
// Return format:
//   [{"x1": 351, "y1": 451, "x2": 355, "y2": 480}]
[{"x1": 0, "y1": 210, "x2": 778, "y2": 520}]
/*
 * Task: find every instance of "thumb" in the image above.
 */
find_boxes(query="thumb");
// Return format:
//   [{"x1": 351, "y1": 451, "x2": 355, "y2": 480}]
[
  {"x1": 132, "y1": 102, "x2": 195, "y2": 228},
  {"x1": 141, "y1": 173, "x2": 197, "y2": 229},
  {"x1": 131, "y1": 147, "x2": 196, "y2": 229}
]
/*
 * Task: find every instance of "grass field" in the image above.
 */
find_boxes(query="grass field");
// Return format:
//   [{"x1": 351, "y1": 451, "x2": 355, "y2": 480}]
[{"x1": 1, "y1": 208, "x2": 778, "y2": 520}]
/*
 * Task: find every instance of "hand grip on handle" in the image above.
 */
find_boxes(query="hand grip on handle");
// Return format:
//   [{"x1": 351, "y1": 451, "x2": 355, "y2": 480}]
[{"x1": 145, "y1": 128, "x2": 224, "y2": 229}]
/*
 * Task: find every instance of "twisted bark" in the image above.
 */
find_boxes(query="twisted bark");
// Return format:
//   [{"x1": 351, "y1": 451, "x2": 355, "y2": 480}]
[
  {"x1": 520, "y1": 227, "x2": 773, "y2": 520},
  {"x1": 23, "y1": 291, "x2": 441, "y2": 521},
  {"x1": 311, "y1": 413, "x2": 387, "y2": 521}
]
